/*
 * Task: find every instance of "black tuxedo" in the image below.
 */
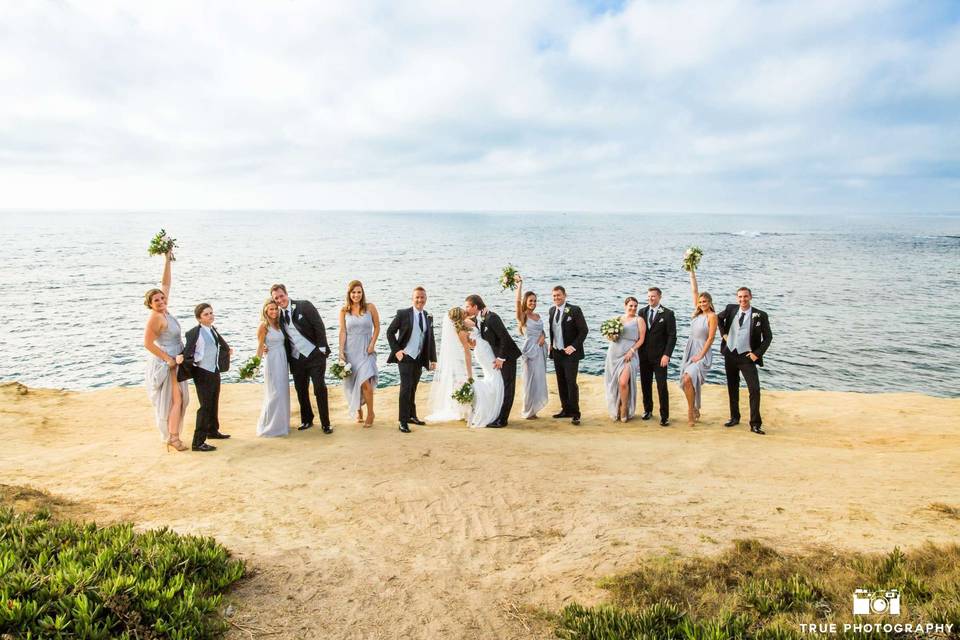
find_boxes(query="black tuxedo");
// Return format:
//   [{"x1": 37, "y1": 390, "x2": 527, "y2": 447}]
[
  {"x1": 386, "y1": 307, "x2": 437, "y2": 423},
  {"x1": 548, "y1": 303, "x2": 589, "y2": 418},
  {"x1": 716, "y1": 304, "x2": 773, "y2": 428},
  {"x1": 279, "y1": 299, "x2": 330, "y2": 427},
  {"x1": 178, "y1": 324, "x2": 231, "y2": 447},
  {"x1": 638, "y1": 305, "x2": 677, "y2": 420},
  {"x1": 478, "y1": 309, "x2": 520, "y2": 424}
]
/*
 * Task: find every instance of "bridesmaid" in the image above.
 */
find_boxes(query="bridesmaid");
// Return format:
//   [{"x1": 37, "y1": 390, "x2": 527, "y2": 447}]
[
  {"x1": 338, "y1": 280, "x2": 380, "y2": 427},
  {"x1": 603, "y1": 297, "x2": 646, "y2": 422},
  {"x1": 677, "y1": 269, "x2": 718, "y2": 426},
  {"x1": 256, "y1": 299, "x2": 291, "y2": 437},
  {"x1": 142, "y1": 249, "x2": 189, "y2": 451},
  {"x1": 513, "y1": 274, "x2": 548, "y2": 419}
]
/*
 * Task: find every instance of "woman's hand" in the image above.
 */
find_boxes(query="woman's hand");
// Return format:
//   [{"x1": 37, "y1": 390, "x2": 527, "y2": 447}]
[
  {"x1": 175, "y1": 354, "x2": 184, "y2": 365},
  {"x1": 339, "y1": 356, "x2": 346, "y2": 365},
  {"x1": 691, "y1": 353, "x2": 703, "y2": 363},
  {"x1": 625, "y1": 348, "x2": 634, "y2": 361},
  {"x1": 514, "y1": 273, "x2": 522, "y2": 285},
  {"x1": 367, "y1": 344, "x2": 376, "y2": 355},
  {"x1": 538, "y1": 334, "x2": 545, "y2": 347}
]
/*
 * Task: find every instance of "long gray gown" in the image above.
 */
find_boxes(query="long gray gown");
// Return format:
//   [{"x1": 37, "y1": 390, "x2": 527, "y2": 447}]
[
  {"x1": 603, "y1": 317, "x2": 641, "y2": 419},
  {"x1": 145, "y1": 312, "x2": 189, "y2": 442},
  {"x1": 520, "y1": 316, "x2": 548, "y2": 418},
  {"x1": 342, "y1": 311, "x2": 378, "y2": 414},
  {"x1": 677, "y1": 314, "x2": 714, "y2": 410},
  {"x1": 257, "y1": 325, "x2": 290, "y2": 437}
]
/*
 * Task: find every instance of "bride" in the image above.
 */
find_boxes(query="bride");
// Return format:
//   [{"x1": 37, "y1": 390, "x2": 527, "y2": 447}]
[{"x1": 427, "y1": 307, "x2": 504, "y2": 428}]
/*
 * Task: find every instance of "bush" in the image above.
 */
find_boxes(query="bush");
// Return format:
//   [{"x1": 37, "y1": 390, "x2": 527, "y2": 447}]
[
  {"x1": 0, "y1": 507, "x2": 245, "y2": 639},
  {"x1": 556, "y1": 540, "x2": 960, "y2": 640}
]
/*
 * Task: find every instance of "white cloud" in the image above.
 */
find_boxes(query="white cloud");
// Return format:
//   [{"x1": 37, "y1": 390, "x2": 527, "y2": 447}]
[{"x1": 0, "y1": 0, "x2": 956, "y2": 212}]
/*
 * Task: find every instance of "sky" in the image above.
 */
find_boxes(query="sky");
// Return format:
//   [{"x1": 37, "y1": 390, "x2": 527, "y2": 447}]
[{"x1": 1, "y1": 0, "x2": 958, "y2": 214}]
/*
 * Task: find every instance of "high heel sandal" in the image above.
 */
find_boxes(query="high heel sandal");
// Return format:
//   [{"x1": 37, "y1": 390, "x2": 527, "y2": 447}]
[
  {"x1": 166, "y1": 436, "x2": 188, "y2": 452},
  {"x1": 363, "y1": 412, "x2": 375, "y2": 428}
]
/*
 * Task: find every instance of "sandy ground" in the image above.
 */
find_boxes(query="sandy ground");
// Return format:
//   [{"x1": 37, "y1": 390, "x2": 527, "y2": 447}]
[{"x1": 2, "y1": 377, "x2": 959, "y2": 639}]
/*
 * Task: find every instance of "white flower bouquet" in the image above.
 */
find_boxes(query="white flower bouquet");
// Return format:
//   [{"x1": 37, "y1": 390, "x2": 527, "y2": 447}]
[
  {"x1": 682, "y1": 246, "x2": 703, "y2": 272},
  {"x1": 330, "y1": 361, "x2": 353, "y2": 380},
  {"x1": 600, "y1": 317, "x2": 624, "y2": 342}
]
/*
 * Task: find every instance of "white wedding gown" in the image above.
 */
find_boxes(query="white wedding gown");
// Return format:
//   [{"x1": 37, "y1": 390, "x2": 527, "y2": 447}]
[{"x1": 426, "y1": 319, "x2": 503, "y2": 428}]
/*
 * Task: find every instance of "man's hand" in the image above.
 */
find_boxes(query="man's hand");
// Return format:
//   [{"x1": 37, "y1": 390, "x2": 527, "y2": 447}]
[
  {"x1": 563, "y1": 346, "x2": 575, "y2": 355},
  {"x1": 748, "y1": 352, "x2": 759, "y2": 362},
  {"x1": 493, "y1": 359, "x2": 504, "y2": 370},
  {"x1": 395, "y1": 350, "x2": 405, "y2": 361},
  {"x1": 229, "y1": 348, "x2": 235, "y2": 356},
  {"x1": 660, "y1": 355, "x2": 669, "y2": 368},
  {"x1": 429, "y1": 362, "x2": 437, "y2": 371}
]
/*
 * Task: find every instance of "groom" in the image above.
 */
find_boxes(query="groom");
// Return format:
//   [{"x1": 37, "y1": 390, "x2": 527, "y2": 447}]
[
  {"x1": 638, "y1": 287, "x2": 677, "y2": 426},
  {"x1": 548, "y1": 286, "x2": 589, "y2": 425},
  {"x1": 387, "y1": 287, "x2": 437, "y2": 433},
  {"x1": 464, "y1": 294, "x2": 520, "y2": 427},
  {"x1": 270, "y1": 283, "x2": 332, "y2": 434}
]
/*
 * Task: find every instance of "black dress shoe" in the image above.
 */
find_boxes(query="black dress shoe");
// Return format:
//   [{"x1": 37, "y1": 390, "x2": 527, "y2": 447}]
[
  {"x1": 409, "y1": 417, "x2": 426, "y2": 426},
  {"x1": 552, "y1": 411, "x2": 569, "y2": 419},
  {"x1": 399, "y1": 423, "x2": 411, "y2": 433},
  {"x1": 751, "y1": 425, "x2": 766, "y2": 435},
  {"x1": 322, "y1": 425, "x2": 333, "y2": 434},
  {"x1": 297, "y1": 422, "x2": 314, "y2": 431},
  {"x1": 207, "y1": 432, "x2": 231, "y2": 439},
  {"x1": 724, "y1": 419, "x2": 740, "y2": 428},
  {"x1": 660, "y1": 418, "x2": 670, "y2": 427},
  {"x1": 571, "y1": 416, "x2": 581, "y2": 425},
  {"x1": 192, "y1": 443, "x2": 216, "y2": 452},
  {"x1": 641, "y1": 412, "x2": 652, "y2": 420},
  {"x1": 486, "y1": 421, "x2": 505, "y2": 428}
]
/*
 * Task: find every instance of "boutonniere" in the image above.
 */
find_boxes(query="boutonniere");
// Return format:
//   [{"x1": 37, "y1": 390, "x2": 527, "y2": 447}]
[
  {"x1": 564, "y1": 307, "x2": 570, "y2": 315},
  {"x1": 752, "y1": 313, "x2": 760, "y2": 320}
]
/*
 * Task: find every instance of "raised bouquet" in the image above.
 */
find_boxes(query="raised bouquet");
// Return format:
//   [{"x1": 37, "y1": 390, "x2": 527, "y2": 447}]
[
  {"x1": 238, "y1": 356, "x2": 261, "y2": 381},
  {"x1": 600, "y1": 317, "x2": 624, "y2": 342},
  {"x1": 682, "y1": 246, "x2": 703, "y2": 272},
  {"x1": 330, "y1": 361, "x2": 352, "y2": 380},
  {"x1": 148, "y1": 229, "x2": 178, "y2": 260},
  {"x1": 452, "y1": 379, "x2": 475, "y2": 405},
  {"x1": 499, "y1": 264, "x2": 520, "y2": 291}
]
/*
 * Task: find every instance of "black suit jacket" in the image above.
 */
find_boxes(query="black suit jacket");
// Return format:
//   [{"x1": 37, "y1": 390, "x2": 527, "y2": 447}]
[
  {"x1": 386, "y1": 307, "x2": 437, "y2": 366},
  {"x1": 717, "y1": 304, "x2": 773, "y2": 366},
  {"x1": 478, "y1": 310, "x2": 521, "y2": 361},
  {"x1": 279, "y1": 299, "x2": 329, "y2": 360},
  {"x1": 638, "y1": 305, "x2": 677, "y2": 362},
  {"x1": 178, "y1": 324, "x2": 230, "y2": 381},
  {"x1": 548, "y1": 303, "x2": 589, "y2": 361}
]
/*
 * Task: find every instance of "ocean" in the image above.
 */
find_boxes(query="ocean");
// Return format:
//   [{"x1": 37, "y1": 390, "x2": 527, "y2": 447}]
[{"x1": 1, "y1": 211, "x2": 957, "y2": 397}]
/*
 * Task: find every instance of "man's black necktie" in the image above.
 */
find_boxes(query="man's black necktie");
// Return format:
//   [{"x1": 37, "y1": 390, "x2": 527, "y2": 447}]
[
  {"x1": 285, "y1": 309, "x2": 291, "y2": 325},
  {"x1": 418, "y1": 312, "x2": 424, "y2": 332},
  {"x1": 648, "y1": 309, "x2": 654, "y2": 326},
  {"x1": 738, "y1": 312, "x2": 745, "y2": 327}
]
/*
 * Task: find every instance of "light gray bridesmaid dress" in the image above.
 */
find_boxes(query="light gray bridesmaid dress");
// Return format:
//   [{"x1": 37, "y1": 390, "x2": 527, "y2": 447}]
[
  {"x1": 257, "y1": 325, "x2": 290, "y2": 437},
  {"x1": 677, "y1": 313, "x2": 713, "y2": 410},
  {"x1": 145, "y1": 312, "x2": 189, "y2": 442},
  {"x1": 520, "y1": 316, "x2": 548, "y2": 418},
  {"x1": 603, "y1": 317, "x2": 640, "y2": 419},
  {"x1": 342, "y1": 311, "x2": 378, "y2": 414}
]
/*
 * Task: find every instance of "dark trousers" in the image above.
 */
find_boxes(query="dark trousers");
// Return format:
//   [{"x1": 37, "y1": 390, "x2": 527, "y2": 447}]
[
  {"x1": 639, "y1": 357, "x2": 669, "y2": 419},
  {"x1": 553, "y1": 353, "x2": 581, "y2": 417},
  {"x1": 497, "y1": 358, "x2": 517, "y2": 424},
  {"x1": 193, "y1": 368, "x2": 221, "y2": 447},
  {"x1": 724, "y1": 353, "x2": 762, "y2": 427},
  {"x1": 397, "y1": 359, "x2": 424, "y2": 423},
  {"x1": 291, "y1": 350, "x2": 330, "y2": 427}
]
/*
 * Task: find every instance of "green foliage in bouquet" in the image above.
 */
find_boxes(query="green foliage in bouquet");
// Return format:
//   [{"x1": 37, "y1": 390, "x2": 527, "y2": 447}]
[
  {"x1": 452, "y1": 379, "x2": 475, "y2": 405},
  {"x1": 329, "y1": 361, "x2": 352, "y2": 380},
  {"x1": 148, "y1": 229, "x2": 178, "y2": 260},
  {"x1": 499, "y1": 264, "x2": 520, "y2": 291},
  {"x1": 237, "y1": 356, "x2": 261, "y2": 381},
  {"x1": 683, "y1": 246, "x2": 703, "y2": 272},
  {"x1": 600, "y1": 317, "x2": 624, "y2": 341},
  {"x1": 0, "y1": 507, "x2": 245, "y2": 639}
]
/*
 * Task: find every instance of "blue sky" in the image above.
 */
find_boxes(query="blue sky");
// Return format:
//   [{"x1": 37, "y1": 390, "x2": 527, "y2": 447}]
[{"x1": 0, "y1": 0, "x2": 957, "y2": 213}]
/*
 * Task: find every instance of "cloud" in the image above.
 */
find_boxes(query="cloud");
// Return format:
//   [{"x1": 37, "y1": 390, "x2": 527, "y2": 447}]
[{"x1": 0, "y1": 0, "x2": 957, "y2": 212}]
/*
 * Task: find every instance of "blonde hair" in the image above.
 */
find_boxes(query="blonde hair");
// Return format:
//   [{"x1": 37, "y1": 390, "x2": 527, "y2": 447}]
[
  {"x1": 144, "y1": 288, "x2": 164, "y2": 309},
  {"x1": 448, "y1": 307, "x2": 467, "y2": 333},
  {"x1": 693, "y1": 292, "x2": 715, "y2": 318},
  {"x1": 261, "y1": 299, "x2": 279, "y2": 327},
  {"x1": 342, "y1": 280, "x2": 368, "y2": 314}
]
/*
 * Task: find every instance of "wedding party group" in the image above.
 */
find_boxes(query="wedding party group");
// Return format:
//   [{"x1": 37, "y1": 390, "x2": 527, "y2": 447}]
[{"x1": 143, "y1": 248, "x2": 773, "y2": 453}]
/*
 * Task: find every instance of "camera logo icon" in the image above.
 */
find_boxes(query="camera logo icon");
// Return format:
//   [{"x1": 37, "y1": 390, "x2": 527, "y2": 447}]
[{"x1": 853, "y1": 589, "x2": 901, "y2": 615}]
